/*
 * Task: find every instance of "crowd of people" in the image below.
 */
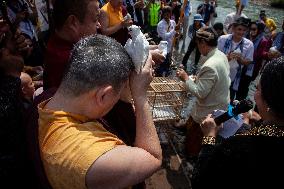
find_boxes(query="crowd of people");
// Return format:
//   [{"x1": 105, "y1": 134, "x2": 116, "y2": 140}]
[{"x1": 0, "y1": 0, "x2": 284, "y2": 188}]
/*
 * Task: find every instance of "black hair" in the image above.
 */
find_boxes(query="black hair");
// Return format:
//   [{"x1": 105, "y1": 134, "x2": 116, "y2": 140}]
[
  {"x1": 161, "y1": 6, "x2": 172, "y2": 18},
  {"x1": 260, "y1": 56, "x2": 284, "y2": 119},
  {"x1": 53, "y1": 0, "x2": 94, "y2": 29},
  {"x1": 233, "y1": 17, "x2": 251, "y2": 28},
  {"x1": 250, "y1": 21, "x2": 265, "y2": 34},
  {"x1": 213, "y1": 22, "x2": 224, "y2": 31}
]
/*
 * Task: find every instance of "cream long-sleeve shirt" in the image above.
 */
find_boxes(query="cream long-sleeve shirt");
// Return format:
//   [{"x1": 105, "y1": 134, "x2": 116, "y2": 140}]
[{"x1": 185, "y1": 48, "x2": 231, "y2": 123}]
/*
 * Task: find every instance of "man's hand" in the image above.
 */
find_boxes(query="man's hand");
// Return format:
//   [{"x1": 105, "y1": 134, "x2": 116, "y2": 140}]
[
  {"x1": 227, "y1": 52, "x2": 234, "y2": 61},
  {"x1": 230, "y1": 52, "x2": 241, "y2": 60},
  {"x1": 176, "y1": 68, "x2": 189, "y2": 81},
  {"x1": 229, "y1": 52, "x2": 248, "y2": 65},
  {"x1": 130, "y1": 52, "x2": 154, "y2": 104},
  {"x1": 121, "y1": 19, "x2": 133, "y2": 28},
  {"x1": 233, "y1": 53, "x2": 243, "y2": 63},
  {"x1": 150, "y1": 49, "x2": 165, "y2": 65}
]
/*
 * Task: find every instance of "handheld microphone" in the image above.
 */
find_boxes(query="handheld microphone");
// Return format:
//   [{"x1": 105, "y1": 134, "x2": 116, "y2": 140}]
[{"x1": 214, "y1": 99, "x2": 253, "y2": 125}]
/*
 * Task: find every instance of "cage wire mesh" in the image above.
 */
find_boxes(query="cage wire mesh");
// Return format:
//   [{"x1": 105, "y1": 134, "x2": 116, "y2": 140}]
[{"x1": 147, "y1": 77, "x2": 187, "y2": 123}]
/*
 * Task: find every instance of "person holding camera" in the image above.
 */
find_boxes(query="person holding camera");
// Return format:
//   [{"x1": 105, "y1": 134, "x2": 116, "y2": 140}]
[{"x1": 197, "y1": 0, "x2": 214, "y2": 26}]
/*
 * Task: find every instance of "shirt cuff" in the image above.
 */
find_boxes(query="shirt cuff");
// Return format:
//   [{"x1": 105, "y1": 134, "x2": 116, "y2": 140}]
[{"x1": 185, "y1": 76, "x2": 197, "y2": 93}]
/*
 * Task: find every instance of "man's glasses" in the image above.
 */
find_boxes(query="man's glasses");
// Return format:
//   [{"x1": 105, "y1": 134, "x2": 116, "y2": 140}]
[{"x1": 250, "y1": 28, "x2": 257, "y2": 31}]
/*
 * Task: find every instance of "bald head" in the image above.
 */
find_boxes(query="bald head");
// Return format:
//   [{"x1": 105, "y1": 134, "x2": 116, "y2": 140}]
[
  {"x1": 20, "y1": 72, "x2": 35, "y2": 100},
  {"x1": 20, "y1": 72, "x2": 31, "y2": 85}
]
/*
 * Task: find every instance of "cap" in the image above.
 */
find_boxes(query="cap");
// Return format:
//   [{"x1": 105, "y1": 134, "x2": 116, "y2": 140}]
[{"x1": 193, "y1": 14, "x2": 203, "y2": 21}]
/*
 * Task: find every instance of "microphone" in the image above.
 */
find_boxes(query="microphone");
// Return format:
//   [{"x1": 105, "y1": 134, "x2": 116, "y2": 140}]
[{"x1": 214, "y1": 99, "x2": 253, "y2": 125}]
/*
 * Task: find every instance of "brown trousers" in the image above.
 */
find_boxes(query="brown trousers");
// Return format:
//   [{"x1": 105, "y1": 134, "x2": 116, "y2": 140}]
[{"x1": 185, "y1": 117, "x2": 203, "y2": 157}]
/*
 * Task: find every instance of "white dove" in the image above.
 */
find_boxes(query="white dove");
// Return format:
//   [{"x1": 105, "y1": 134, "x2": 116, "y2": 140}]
[{"x1": 124, "y1": 25, "x2": 150, "y2": 73}]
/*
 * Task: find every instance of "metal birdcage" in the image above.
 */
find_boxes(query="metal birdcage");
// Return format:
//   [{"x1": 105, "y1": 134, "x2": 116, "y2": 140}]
[{"x1": 147, "y1": 77, "x2": 187, "y2": 123}]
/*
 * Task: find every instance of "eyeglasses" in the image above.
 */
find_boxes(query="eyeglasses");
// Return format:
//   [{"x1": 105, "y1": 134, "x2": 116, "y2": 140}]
[{"x1": 250, "y1": 28, "x2": 257, "y2": 31}]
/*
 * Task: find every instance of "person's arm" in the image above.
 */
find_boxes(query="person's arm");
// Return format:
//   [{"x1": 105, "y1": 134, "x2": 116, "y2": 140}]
[
  {"x1": 192, "y1": 115, "x2": 221, "y2": 188},
  {"x1": 272, "y1": 32, "x2": 282, "y2": 48},
  {"x1": 86, "y1": 53, "x2": 162, "y2": 189},
  {"x1": 217, "y1": 36, "x2": 225, "y2": 53},
  {"x1": 234, "y1": 55, "x2": 252, "y2": 66},
  {"x1": 269, "y1": 19, "x2": 277, "y2": 32},
  {"x1": 223, "y1": 15, "x2": 232, "y2": 33},
  {"x1": 207, "y1": 5, "x2": 215, "y2": 25},
  {"x1": 179, "y1": 0, "x2": 187, "y2": 21},
  {"x1": 130, "y1": 54, "x2": 162, "y2": 160},
  {"x1": 197, "y1": 4, "x2": 203, "y2": 14},
  {"x1": 269, "y1": 33, "x2": 283, "y2": 59},
  {"x1": 87, "y1": 145, "x2": 162, "y2": 189},
  {"x1": 188, "y1": 25, "x2": 193, "y2": 39},
  {"x1": 99, "y1": 9, "x2": 132, "y2": 36},
  {"x1": 150, "y1": 47, "x2": 165, "y2": 64},
  {"x1": 182, "y1": 66, "x2": 217, "y2": 99}
]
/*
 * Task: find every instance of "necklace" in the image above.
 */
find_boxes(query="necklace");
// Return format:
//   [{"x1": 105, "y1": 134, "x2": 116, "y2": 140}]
[{"x1": 238, "y1": 124, "x2": 284, "y2": 137}]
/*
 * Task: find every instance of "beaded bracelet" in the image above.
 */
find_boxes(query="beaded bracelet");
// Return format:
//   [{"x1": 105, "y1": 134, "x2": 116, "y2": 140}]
[{"x1": 202, "y1": 136, "x2": 216, "y2": 145}]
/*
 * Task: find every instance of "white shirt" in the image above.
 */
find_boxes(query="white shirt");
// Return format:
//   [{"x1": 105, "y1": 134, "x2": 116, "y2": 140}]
[
  {"x1": 229, "y1": 41, "x2": 242, "y2": 81},
  {"x1": 224, "y1": 12, "x2": 248, "y2": 33},
  {"x1": 157, "y1": 19, "x2": 176, "y2": 53},
  {"x1": 218, "y1": 34, "x2": 254, "y2": 87}
]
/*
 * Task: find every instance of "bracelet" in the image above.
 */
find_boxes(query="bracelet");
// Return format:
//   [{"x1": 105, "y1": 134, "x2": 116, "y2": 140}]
[{"x1": 202, "y1": 136, "x2": 216, "y2": 145}]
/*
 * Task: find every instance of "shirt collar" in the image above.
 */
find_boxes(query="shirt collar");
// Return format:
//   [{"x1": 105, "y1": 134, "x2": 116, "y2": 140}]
[
  {"x1": 38, "y1": 98, "x2": 92, "y2": 124},
  {"x1": 200, "y1": 47, "x2": 217, "y2": 65}
]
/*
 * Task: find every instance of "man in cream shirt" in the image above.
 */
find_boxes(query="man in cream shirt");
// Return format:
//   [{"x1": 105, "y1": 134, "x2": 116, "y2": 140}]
[{"x1": 177, "y1": 27, "x2": 230, "y2": 157}]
